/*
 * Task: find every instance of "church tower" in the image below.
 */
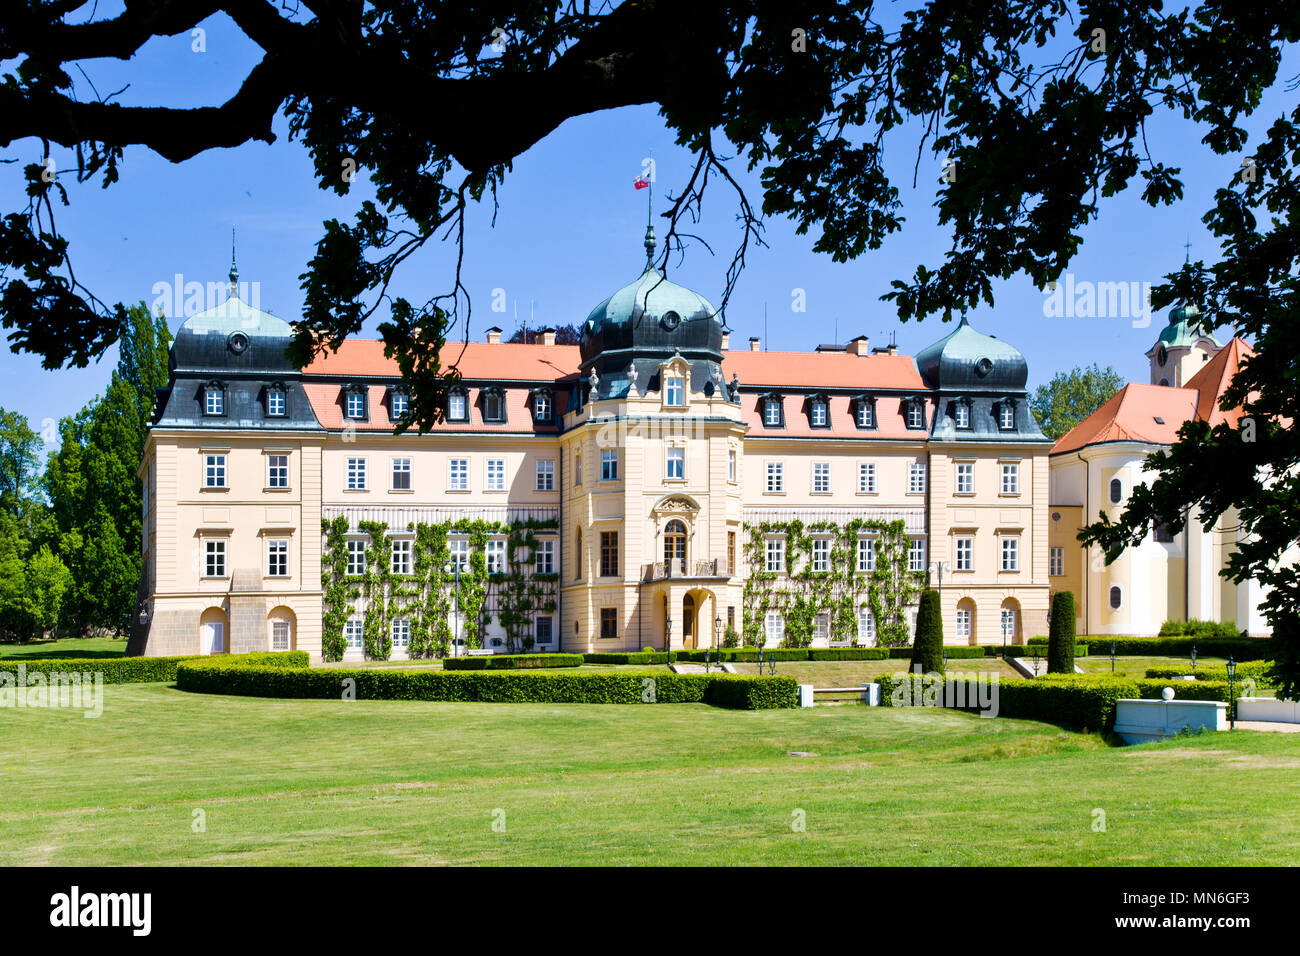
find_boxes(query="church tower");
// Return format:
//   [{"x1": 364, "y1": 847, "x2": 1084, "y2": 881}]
[{"x1": 1145, "y1": 304, "x2": 1221, "y2": 387}]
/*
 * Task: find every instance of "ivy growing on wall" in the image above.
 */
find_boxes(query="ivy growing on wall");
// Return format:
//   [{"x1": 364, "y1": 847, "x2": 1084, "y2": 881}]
[
  {"x1": 741, "y1": 518, "x2": 922, "y2": 648},
  {"x1": 320, "y1": 516, "x2": 559, "y2": 660}
]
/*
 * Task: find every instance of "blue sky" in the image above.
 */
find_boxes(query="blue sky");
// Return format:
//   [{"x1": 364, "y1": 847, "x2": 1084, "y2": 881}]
[{"x1": 4, "y1": 11, "x2": 1295, "y2": 444}]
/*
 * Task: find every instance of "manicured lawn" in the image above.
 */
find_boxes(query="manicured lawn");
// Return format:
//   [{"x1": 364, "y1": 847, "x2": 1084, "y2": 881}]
[
  {"x1": 0, "y1": 682, "x2": 1296, "y2": 865},
  {"x1": 0, "y1": 636, "x2": 128, "y2": 659}
]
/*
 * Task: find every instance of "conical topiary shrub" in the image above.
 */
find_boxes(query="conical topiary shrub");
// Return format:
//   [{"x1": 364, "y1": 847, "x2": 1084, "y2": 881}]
[
  {"x1": 1047, "y1": 590, "x2": 1077, "y2": 673},
  {"x1": 909, "y1": 589, "x2": 944, "y2": 674}
]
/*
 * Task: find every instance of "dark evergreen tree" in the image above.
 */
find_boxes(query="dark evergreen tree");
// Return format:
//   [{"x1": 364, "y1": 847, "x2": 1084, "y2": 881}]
[
  {"x1": 1047, "y1": 591, "x2": 1076, "y2": 674},
  {"x1": 909, "y1": 589, "x2": 944, "y2": 675}
]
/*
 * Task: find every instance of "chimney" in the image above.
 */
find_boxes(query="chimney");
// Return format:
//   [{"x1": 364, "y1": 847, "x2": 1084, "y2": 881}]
[
  {"x1": 849, "y1": 335, "x2": 870, "y2": 356},
  {"x1": 485, "y1": 326, "x2": 502, "y2": 344},
  {"x1": 721, "y1": 332, "x2": 730, "y2": 350},
  {"x1": 749, "y1": 336, "x2": 761, "y2": 352},
  {"x1": 541, "y1": 327, "x2": 556, "y2": 346}
]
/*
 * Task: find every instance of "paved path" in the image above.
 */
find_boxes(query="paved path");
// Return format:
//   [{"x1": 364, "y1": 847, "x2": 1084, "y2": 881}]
[{"x1": 1233, "y1": 720, "x2": 1300, "y2": 733}]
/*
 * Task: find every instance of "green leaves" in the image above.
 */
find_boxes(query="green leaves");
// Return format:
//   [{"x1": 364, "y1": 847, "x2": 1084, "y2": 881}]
[{"x1": 1029, "y1": 363, "x2": 1123, "y2": 441}]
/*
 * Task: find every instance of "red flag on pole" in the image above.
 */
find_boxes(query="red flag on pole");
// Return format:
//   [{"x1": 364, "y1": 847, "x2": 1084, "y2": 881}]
[{"x1": 633, "y1": 176, "x2": 650, "y2": 190}]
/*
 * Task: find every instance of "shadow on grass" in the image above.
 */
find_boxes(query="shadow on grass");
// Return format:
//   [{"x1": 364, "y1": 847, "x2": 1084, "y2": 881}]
[{"x1": 0, "y1": 643, "x2": 128, "y2": 660}]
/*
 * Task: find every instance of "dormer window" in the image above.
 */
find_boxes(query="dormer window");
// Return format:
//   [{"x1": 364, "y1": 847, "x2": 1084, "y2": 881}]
[
  {"x1": 447, "y1": 387, "x2": 469, "y2": 423},
  {"x1": 341, "y1": 385, "x2": 368, "y2": 421},
  {"x1": 533, "y1": 389, "x2": 553, "y2": 423},
  {"x1": 762, "y1": 395, "x2": 784, "y2": 427},
  {"x1": 903, "y1": 399, "x2": 926, "y2": 430},
  {"x1": 265, "y1": 384, "x2": 286, "y2": 417},
  {"x1": 854, "y1": 396, "x2": 876, "y2": 429},
  {"x1": 809, "y1": 395, "x2": 829, "y2": 428},
  {"x1": 482, "y1": 387, "x2": 506, "y2": 423},
  {"x1": 953, "y1": 400, "x2": 971, "y2": 429},
  {"x1": 203, "y1": 382, "x2": 225, "y2": 416},
  {"x1": 389, "y1": 389, "x2": 409, "y2": 422},
  {"x1": 665, "y1": 375, "x2": 685, "y2": 407},
  {"x1": 997, "y1": 401, "x2": 1016, "y2": 430}
]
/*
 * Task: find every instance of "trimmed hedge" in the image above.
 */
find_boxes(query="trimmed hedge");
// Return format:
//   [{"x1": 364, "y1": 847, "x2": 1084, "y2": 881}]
[
  {"x1": 1000, "y1": 644, "x2": 1089, "y2": 659},
  {"x1": 876, "y1": 671, "x2": 1234, "y2": 730},
  {"x1": 443, "y1": 653, "x2": 583, "y2": 671},
  {"x1": 1027, "y1": 635, "x2": 1268, "y2": 659},
  {"x1": 1144, "y1": 661, "x2": 1272, "y2": 683},
  {"x1": 176, "y1": 661, "x2": 798, "y2": 709},
  {"x1": 1159, "y1": 618, "x2": 1246, "y2": 640},
  {"x1": 0, "y1": 651, "x2": 308, "y2": 683},
  {"x1": 583, "y1": 652, "x2": 675, "y2": 665}
]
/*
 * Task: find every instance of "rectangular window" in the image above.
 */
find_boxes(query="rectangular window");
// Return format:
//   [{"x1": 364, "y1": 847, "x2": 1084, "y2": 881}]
[
  {"x1": 267, "y1": 538, "x2": 288, "y2": 577},
  {"x1": 346, "y1": 539, "x2": 367, "y2": 576},
  {"x1": 449, "y1": 538, "x2": 469, "y2": 571},
  {"x1": 204, "y1": 540, "x2": 226, "y2": 577},
  {"x1": 728, "y1": 449, "x2": 737, "y2": 482},
  {"x1": 954, "y1": 403, "x2": 970, "y2": 428},
  {"x1": 535, "y1": 616, "x2": 554, "y2": 645},
  {"x1": 812, "y1": 462, "x2": 830, "y2": 494},
  {"x1": 909, "y1": 461, "x2": 927, "y2": 494},
  {"x1": 857, "y1": 537, "x2": 876, "y2": 572},
  {"x1": 536, "y1": 459, "x2": 555, "y2": 491},
  {"x1": 600, "y1": 531, "x2": 619, "y2": 577},
  {"x1": 600, "y1": 608, "x2": 618, "y2": 640},
  {"x1": 814, "y1": 613, "x2": 831, "y2": 642},
  {"x1": 346, "y1": 457, "x2": 367, "y2": 490},
  {"x1": 856, "y1": 401, "x2": 875, "y2": 428},
  {"x1": 486, "y1": 458, "x2": 506, "y2": 491},
  {"x1": 267, "y1": 388, "x2": 286, "y2": 417},
  {"x1": 534, "y1": 392, "x2": 552, "y2": 422},
  {"x1": 955, "y1": 537, "x2": 973, "y2": 572},
  {"x1": 346, "y1": 391, "x2": 366, "y2": 419},
  {"x1": 574, "y1": 450, "x2": 583, "y2": 486},
  {"x1": 858, "y1": 609, "x2": 876, "y2": 645},
  {"x1": 204, "y1": 387, "x2": 223, "y2": 416},
  {"x1": 344, "y1": 618, "x2": 364, "y2": 650},
  {"x1": 666, "y1": 447, "x2": 685, "y2": 480},
  {"x1": 665, "y1": 376, "x2": 685, "y2": 406},
  {"x1": 906, "y1": 402, "x2": 925, "y2": 429},
  {"x1": 534, "y1": 539, "x2": 554, "y2": 575},
  {"x1": 766, "y1": 461, "x2": 784, "y2": 493},
  {"x1": 1001, "y1": 463, "x2": 1020, "y2": 494},
  {"x1": 485, "y1": 538, "x2": 506, "y2": 573},
  {"x1": 1049, "y1": 546, "x2": 1064, "y2": 577},
  {"x1": 391, "y1": 457, "x2": 412, "y2": 491},
  {"x1": 449, "y1": 458, "x2": 469, "y2": 491},
  {"x1": 765, "y1": 537, "x2": 785, "y2": 573},
  {"x1": 811, "y1": 538, "x2": 831, "y2": 573},
  {"x1": 448, "y1": 391, "x2": 468, "y2": 421},
  {"x1": 857, "y1": 461, "x2": 877, "y2": 494},
  {"x1": 908, "y1": 538, "x2": 926, "y2": 572},
  {"x1": 955, "y1": 462, "x2": 974, "y2": 495},
  {"x1": 267, "y1": 453, "x2": 289, "y2": 489},
  {"x1": 391, "y1": 618, "x2": 410, "y2": 649},
  {"x1": 956, "y1": 608, "x2": 971, "y2": 640},
  {"x1": 205, "y1": 454, "x2": 227, "y2": 489},
  {"x1": 764, "y1": 611, "x2": 784, "y2": 645},
  {"x1": 727, "y1": 531, "x2": 736, "y2": 575},
  {"x1": 271, "y1": 620, "x2": 290, "y2": 651},
  {"x1": 1001, "y1": 537, "x2": 1019, "y2": 572},
  {"x1": 391, "y1": 539, "x2": 412, "y2": 575},
  {"x1": 999, "y1": 403, "x2": 1015, "y2": 429},
  {"x1": 810, "y1": 400, "x2": 828, "y2": 427},
  {"x1": 601, "y1": 450, "x2": 618, "y2": 481},
  {"x1": 763, "y1": 398, "x2": 782, "y2": 426},
  {"x1": 483, "y1": 391, "x2": 505, "y2": 422},
  {"x1": 390, "y1": 392, "x2": 409, "y2": 421}
]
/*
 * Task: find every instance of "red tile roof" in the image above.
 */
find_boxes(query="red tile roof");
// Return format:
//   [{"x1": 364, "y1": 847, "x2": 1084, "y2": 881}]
[
  {"x1": 303, "y1": 383, "x2": 566, "y2": 433},
  {"x1": 303, "y1": 339, "x2": 582, "y2": 382},
  {"x1": 1051, "y1": 338, "x2": 1254, "y2": 455},
  {"x1": 721, "y1": 350, "x2": 925, "y2": 390}
]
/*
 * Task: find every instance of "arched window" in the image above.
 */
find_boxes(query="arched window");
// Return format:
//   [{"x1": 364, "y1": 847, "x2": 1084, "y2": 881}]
[
  {"x1": 663, "y1": 519, "x2": 687, "y2": 572},
  {"x1": 1109, "y1": 478, "x2": 1123, "y2": 504},
  {"x1": 1109, "y1": 586, "x2": 1122, "y2": 610}
]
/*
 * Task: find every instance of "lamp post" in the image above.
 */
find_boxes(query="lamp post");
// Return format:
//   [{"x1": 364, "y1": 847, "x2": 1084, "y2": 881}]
[
  {"x1": 1190, "y1": 644, "x2": 1198, "y2": 673},
  {"x1": 1110, "y1": 640, "x2": 1116, "y2": 674},
  {"x1": 1226, "y1": 656, "x2": 1237, "y2": 731},
  {"x1": 443, "y1": 561, "x2": 462, "y2": 657},
  {"x1": 665, "y1": 616, "x2": 672, "y2": 654}
]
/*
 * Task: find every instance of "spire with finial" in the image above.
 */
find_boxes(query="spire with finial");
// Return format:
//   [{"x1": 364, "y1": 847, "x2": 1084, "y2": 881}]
[
  {"x1": 643, "y1": 176, "x2": 656, "y2": 270},
  {"x1": 228, "y1": 225, "x2": 239, "y2": 296}
]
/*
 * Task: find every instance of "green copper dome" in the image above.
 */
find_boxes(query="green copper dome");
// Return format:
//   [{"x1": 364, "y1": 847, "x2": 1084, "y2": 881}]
[
  {"x1": 1157, "y1": 304, "x2": 1219, "y2": 349},
  {"x1": 915, "y1": 315, "x2": 1028, "y2": 391}
]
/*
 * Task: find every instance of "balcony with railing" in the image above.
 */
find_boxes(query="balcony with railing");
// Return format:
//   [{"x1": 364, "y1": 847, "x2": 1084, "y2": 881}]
[{"x1": 642, "y1": 558, "x2": 726, "y2": 582}]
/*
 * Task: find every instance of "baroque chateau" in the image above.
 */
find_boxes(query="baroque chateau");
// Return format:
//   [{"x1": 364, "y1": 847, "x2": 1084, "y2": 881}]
[{"x1": 130, "y1": 229, "x2": 1266, "y2": 661}]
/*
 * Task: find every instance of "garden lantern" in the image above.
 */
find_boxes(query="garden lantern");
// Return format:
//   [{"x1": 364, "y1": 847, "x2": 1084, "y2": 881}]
[{"x1": 1226, "y1": 656, "x2": 1237, "y2": 731}]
